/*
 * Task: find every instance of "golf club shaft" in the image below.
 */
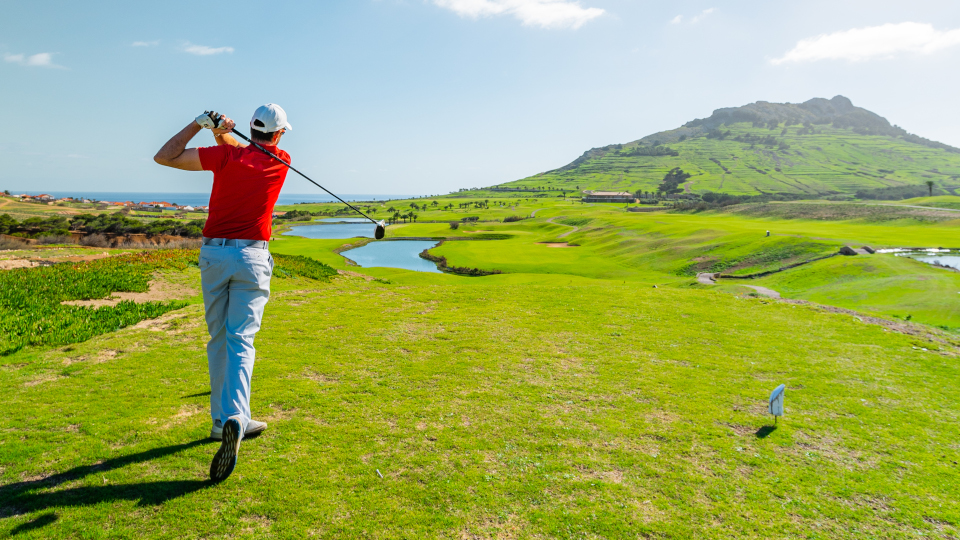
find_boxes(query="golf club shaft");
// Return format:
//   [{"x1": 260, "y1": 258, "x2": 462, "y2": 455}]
[{"x1": 229, "y1": 128, "x2": 380, "y2": 225}]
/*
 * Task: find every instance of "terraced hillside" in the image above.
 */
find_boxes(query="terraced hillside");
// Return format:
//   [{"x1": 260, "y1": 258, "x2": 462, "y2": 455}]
[{"x1": 493, "y1": 96, "x2": 960, "y2": 197}]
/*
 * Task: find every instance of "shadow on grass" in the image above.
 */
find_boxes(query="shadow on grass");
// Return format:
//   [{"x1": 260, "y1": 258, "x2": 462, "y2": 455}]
[
  {"x1": 182, "y1": 390, "x2": 211, "y2": 398},
  {"x1": 756, "y1": 425, "x2": 777, "y2": 438},
  {"x1": 10, "y1": 513, "x2": 57, "y2": 536},
  {"x1": 0, "y1": 438, "x2": 215, "y2": 528}
]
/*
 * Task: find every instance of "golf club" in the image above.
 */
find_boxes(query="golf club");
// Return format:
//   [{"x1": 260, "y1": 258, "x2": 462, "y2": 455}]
[{"x1": 206, "y1": 112, "x2": 387, "y2": 240}]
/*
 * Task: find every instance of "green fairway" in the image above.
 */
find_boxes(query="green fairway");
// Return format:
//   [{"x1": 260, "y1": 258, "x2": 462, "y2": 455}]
[
  {"x1": 4, "y1": 190, "x2": 960, "y2": 537},
  {"x1": 3, "y1": 269, "x2": 959, "y2": 538}
]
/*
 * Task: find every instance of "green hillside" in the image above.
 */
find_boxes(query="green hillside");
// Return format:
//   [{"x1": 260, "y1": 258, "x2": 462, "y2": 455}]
[{"x1": 490, "y1": 96, "x2": 960, "y2": 198}]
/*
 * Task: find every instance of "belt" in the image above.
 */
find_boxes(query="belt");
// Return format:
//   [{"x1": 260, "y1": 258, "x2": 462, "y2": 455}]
[{"x1": 202, "y1": 237, "x2": 269, "y2": 249}]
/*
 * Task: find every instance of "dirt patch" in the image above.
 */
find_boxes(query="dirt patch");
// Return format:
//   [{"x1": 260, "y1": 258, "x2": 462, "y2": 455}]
[
  {"x1": 539, "y1": 242, "x2": 578, "y2": 248},
  {"x1": 743, "y1": 285, "x2": 781, "y2": 299},
  {"x1": 61, "y1": 279, "x2": 194, "y2": 308},
  {"x1": 0, "y1": 259, "x2": 46, "y2": 270},
  {"x1": 337, "y1": 269, "x2": 375, "y2": 281}
]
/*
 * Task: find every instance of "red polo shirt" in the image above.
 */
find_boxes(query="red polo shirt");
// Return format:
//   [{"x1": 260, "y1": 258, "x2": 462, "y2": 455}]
[{"x1": 198, "y1": 143, "x2": 290, "y2": 241}]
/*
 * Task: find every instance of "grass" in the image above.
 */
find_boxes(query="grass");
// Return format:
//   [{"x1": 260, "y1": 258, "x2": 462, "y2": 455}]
[
  {"x1": 751, "y1": 255, "x2": 960, "y2": 330},
  {"x1": 890, "y1": 195, "x2": 960, "y2": 210},
  {"x1": 2, "y1": 272, "x2": 959, "y2": 538},
  {"x1": 3, "y1": 194, "x2": 960, "y2": 537}
]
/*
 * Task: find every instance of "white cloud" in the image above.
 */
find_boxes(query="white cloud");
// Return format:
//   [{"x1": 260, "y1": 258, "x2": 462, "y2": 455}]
[
  {"x1": 132, "y1": 40, "x2": 159, "y2": 47},
  {"x1": 669, "y1": 8, "x2": 714, "y2": 25},
  {"x1": 3, "y1": 52, "x2": 64, "y2": 68},
  {"x1": 432, "y1": 0, "x2": 604, "y2": 30},
  {"x1": 772, "y1": 22, "x2": 960, "y2": 64},
  {"x1": 690, "y1": 8, "x2": 714, "y2": 24},
  {"x1": 183, "y1": 43, "x2": 234, "y2": 56}
]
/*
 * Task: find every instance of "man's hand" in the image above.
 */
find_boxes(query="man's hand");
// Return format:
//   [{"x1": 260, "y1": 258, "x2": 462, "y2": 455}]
[
  {"x1": 195, "y1": 111, "x2": 221, "y2": 129},
  {"x1": 212, "y1": 115, "x2": 236, "y2": 137}
]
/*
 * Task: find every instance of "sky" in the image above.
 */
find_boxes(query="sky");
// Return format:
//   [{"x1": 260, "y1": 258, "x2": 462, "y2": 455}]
[{"x1": 2, "y1": 0, "x2": 959, "y2": 196}]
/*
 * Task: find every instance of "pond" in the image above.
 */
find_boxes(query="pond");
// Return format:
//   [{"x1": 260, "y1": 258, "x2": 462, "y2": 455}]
[
  {"x1": 283, "y1": 221, "x2": 379, "y2": 239},
  {"x1": 878, "y1": 248, "x2": 960, "y2": 271},
  {"x1": 341, "y1": 241, "x2": 442, "y2": 273}
]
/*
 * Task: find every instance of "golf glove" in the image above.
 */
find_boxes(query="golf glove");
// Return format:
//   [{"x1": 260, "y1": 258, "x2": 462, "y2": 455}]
[{"x1": 195, "y1": 111, "x2": 222, "y2": 129}]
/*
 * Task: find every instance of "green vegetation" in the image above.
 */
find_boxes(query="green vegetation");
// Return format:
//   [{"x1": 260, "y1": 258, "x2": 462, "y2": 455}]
[
  {"x1": 0, "y1": 250, "x2": 336, "y2": 356},
  {"x1": 487, "y1": 96, "x2": 960, "y2": 198},
  {"x1": 0, "y1": 250, "x2": 195, "y2": 355},
  {"x1": 2, "y1": 270, "x2": 958, "y2": 537},
  {"x1": 752, "y1": 255, "x2": 960, "y2": 330},
  {"x1": 0, "y1": 213, "x2": 207, "y2": 239},
  {"x1": 271, "y1": 253, "x2": 338, "y2": 281}
]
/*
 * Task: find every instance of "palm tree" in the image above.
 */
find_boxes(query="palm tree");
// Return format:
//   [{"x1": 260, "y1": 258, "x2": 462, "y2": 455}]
[{"x1": 926, "y1": 180, "x2": 935, "y2": 197}]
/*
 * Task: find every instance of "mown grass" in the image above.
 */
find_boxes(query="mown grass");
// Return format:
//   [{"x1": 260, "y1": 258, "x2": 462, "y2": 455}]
[
  {"x1": 2, "y1": 271, "x2": 958, "y2": 538},
  {"x1": 752, "y1": 255, "x2": 960, "y2": 330}
]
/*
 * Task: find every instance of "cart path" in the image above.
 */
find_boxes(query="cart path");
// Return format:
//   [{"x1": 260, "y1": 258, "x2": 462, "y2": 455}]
[
  {"x1": 742, "y1": 285, "x2": 781, "y2": 299},
  {"x1": 696, "y1": 272, "x2": 781, "y2": 298},
  {"x1": 546, "y1": 217, "x2": 579, "y2": 238}
]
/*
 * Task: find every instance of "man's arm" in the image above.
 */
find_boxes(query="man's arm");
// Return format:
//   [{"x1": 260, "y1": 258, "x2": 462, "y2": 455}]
[
  {"x1": 213, "y1": 131, "x2": 246, "y2": 148},
  {"x1": 154, "y1": 122, "x2": 204, "y2": 171},
  {"x1": 154, "y1": 113, "x2": 238, "y2": 170}
]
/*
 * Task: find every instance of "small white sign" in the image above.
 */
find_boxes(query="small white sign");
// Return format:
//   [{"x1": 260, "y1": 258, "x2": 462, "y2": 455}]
[{"x1": 769, "y1": 384, "x2": 785, "y2": 418}]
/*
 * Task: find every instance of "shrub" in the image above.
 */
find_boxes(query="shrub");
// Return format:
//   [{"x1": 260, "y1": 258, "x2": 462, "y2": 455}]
[
  {"x1": 37, "y1": 234, "x2": 75, "y2": 245},
  {"x1": 0, "y1": 236, "x2": 28, "y2": 250},
  {"x1": 80, "y1": 234, "x2": 110, "y2": 248},
  {"x1": 503, "y1": 215, "x2": 526, "y2": 223},
  {"x1": 449, "y1": 222, "x2": 459, "y2": 230}
]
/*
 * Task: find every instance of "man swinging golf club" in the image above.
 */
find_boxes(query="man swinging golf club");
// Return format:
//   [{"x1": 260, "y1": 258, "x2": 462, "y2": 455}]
[{"x1": 154, "y1": 104, "x2": 292, "y2": 481}]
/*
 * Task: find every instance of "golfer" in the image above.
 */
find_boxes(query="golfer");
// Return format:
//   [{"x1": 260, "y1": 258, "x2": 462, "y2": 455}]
[{"x1": 154, "y1": 104, "x2": 292, "y2": 481}]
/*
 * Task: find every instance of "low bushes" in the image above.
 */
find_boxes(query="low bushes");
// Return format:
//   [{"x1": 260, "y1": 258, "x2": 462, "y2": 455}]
[
  {"x1": 0, "y1": 250, "x2": 196, "y2": 355},
  {"x1": 503, "y1": 215, "x2": 527, "y2": 223},
  {"x1": 0, "y1": 249, "x2": 336, "y2": 354},
  {"x1": 272, "y1": 254, "x2": 337, "y2": 281}
]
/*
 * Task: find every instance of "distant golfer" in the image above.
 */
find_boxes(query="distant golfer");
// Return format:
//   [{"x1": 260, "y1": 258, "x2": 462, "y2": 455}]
[{"x1": 154, "y1": 104, "x2": 292, "y2": 481}]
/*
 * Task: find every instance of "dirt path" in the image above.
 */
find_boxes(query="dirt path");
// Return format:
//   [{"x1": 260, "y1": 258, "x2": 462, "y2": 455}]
[
  {"x1": 530, "y1": 208, "x2": 545, "y2": 218},
  {"x1": 742, "y1": 285, "x2": 781, "y2": 298},
  {"x1": 696, "y1": 273, "x2": 717, "y2": 285},
  {"x1": 697, "y1": 272, "x2": 780, "y2": 298},
  {"x1": 546, "y1": 217, "x2": 579, "y2": 238}
]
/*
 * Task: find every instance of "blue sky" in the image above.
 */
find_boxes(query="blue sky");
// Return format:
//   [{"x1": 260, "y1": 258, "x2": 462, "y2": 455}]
[{"x1": 2, "y1": 0, "x2": 959, "y2": 195}]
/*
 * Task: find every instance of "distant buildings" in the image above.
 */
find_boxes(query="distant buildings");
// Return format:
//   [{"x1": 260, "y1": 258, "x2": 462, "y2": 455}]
[{"x1": 14, "y1": 194, "x2": 207, "y2": 213}]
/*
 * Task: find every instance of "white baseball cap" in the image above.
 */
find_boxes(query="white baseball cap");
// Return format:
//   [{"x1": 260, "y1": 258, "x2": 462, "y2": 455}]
[{"x1": 250, "y1": 103, "x2": 292, "y2": 133}]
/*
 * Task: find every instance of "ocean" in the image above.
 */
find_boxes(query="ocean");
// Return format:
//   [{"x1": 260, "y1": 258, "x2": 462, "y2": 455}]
[{"x1": 14, "y1": 191, "x2": 423, "y2": 207}]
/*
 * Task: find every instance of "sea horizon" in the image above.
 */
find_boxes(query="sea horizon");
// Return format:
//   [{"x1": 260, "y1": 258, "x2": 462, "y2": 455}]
[{"x1": 11, "y1": 191, "x2": 427, "y2": 207}]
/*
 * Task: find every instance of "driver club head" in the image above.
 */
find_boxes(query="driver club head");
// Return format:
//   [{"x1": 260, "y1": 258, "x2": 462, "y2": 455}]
[{"x1": 374, "y1": 220, "x2": 386, "y2": 240}]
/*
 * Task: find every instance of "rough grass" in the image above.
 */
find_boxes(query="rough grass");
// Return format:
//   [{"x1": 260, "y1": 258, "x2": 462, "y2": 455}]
[{"x1": 2, "y1": 273, "x2": 958, "y2": 538}]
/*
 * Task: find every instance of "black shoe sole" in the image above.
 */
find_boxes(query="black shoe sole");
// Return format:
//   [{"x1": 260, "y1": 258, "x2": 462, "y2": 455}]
[{"x1": 210, "y1": 418, "x2": 241, "y2": 481}]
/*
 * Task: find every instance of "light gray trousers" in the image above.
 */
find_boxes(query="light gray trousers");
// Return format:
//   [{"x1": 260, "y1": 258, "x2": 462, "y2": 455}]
[{"x1": 199, "y1": 241, "x2": 273, "y2": 431}]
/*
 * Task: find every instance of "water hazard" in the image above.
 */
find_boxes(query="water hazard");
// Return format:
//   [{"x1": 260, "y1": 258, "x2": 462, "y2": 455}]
[
  {"x1": 877, "y1": 248, "x2": 960, "y2": 271},
  {"x1": 341, "y1": 241, "x2": 442, "y2": 273},
  {"x1": 283, "y1": 220, "x2": 380, "y2": 239}
]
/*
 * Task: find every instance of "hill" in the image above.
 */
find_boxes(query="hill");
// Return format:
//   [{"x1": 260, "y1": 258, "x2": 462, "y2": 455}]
[{"x1": 488, "y1": 96, "x2": 960, "y2": 198}]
